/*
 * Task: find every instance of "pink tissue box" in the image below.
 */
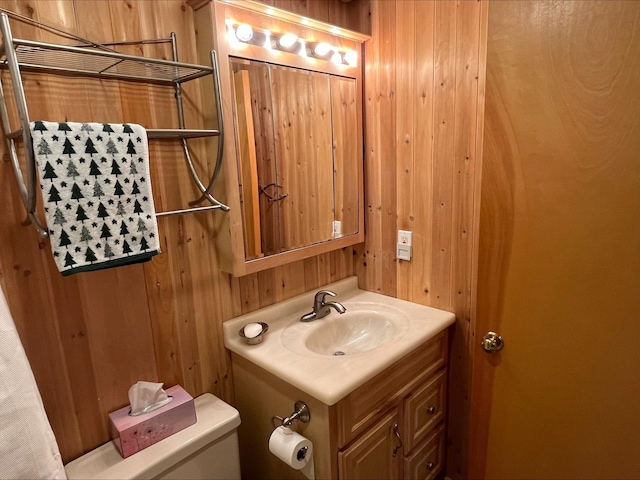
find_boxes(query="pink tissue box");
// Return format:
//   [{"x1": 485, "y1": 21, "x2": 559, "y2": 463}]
[{"x1": 108, "y1": 385, "x2": 196, "y2": 458}]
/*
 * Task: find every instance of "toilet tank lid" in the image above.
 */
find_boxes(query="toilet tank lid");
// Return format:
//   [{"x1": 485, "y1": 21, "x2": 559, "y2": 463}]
[{"x1": 65, "y1": 393, "x2": 240, "y2": 480}]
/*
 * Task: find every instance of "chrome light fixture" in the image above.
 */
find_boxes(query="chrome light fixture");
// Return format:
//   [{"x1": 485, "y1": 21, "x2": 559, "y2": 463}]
[{"x1": 225, "y1": 21, "x2": 358, "y2": 66}]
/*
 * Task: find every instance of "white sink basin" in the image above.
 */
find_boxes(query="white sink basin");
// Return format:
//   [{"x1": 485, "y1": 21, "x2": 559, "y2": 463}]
[
  {"x1": 282, "y1": 303, "x2": 410, "y2": 357},
  {"x1": 223, "y1": 277, "x2": 455, "y2": 405},
  {"x1": 306, "y1": 311, "x2": 396, "y2": 355}
]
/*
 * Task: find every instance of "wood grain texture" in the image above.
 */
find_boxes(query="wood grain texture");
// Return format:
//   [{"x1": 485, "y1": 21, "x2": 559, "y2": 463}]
[
  {"x1": 270, "y1": 66, "x2": 333, "y2": 250},
  {"x1": 330, "y1": 75, "x2": 359, "y2": 236},
  {"x1": 338, "y1": 408, "x2": 402, "y2": 480},
  {"x1": 355, "y1": 0, "x2": 397, "y2": 296},
  {"x1": 359, "y1": 2, "x2": 487, "y2": 477},
  {"x1": 403, "y1": 369, "x2": 446, "y2": 453},
  {"x1": 336, "y1": 332, "x2": 447, "y2": 448},
  {"x1": 233, "y1": 70, "x2": 262, "y2": 258},
  {"x1": 0, "y1": 1, "x2": 486, "y2": 475},
  {"x1": 256, "y1": 0, "x2": 371, "y2": 35},
  {"x1": 0, "y1": 0, "x2": 359, "y2": 463},
  {"x1": 471, "y1": 1, "x2": 640, "y2": 478},
  {"x1": 230, "y1": 59, "x2": 280, "y2": 256},
  {"x1": 404, "y1": 423, "x2": 446, "y2": 480}
]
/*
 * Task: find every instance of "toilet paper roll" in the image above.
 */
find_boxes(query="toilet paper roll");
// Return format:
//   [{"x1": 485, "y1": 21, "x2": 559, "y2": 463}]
[{"x1": 269, "y1": 426, "x2": 314, "y2": 478}]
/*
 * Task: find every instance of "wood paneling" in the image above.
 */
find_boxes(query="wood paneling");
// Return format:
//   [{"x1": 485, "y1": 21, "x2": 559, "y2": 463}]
[
  {"x1": 356, "y1": 0, "x2": 397, "y2": 296},
  {"x1": 258, "y1": 0, "x2": 371, "y2": 35},
  {"x1": 271, "y1": 66, "x2": 334, "y2": 250},
  {"x1": 232, "y1": 70, "x2": 262, "y2": 258},
  {"x1": 358, "y1": 2, "x2": 487, "y2": 478},
  {"x1": 331, "y1": 75, "x2": 359, "y2": 236},
  {"x1": 0, "y1": 0, "x2": 358, "y2": 463},
  {"x1": 0, "y1": 1, "x2": 486, "y2": 476}
]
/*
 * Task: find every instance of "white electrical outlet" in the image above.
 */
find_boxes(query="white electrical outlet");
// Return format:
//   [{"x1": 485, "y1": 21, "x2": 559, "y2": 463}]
[
  {"x1": 397, "y1": 230, "x2": 412, "y2": 261},
  {"x1": 398, "y1": 230, "x2": 412, "y2": 246},
  {"x1": 333, "y1": 220, "x2": 342, "y2": 237}
]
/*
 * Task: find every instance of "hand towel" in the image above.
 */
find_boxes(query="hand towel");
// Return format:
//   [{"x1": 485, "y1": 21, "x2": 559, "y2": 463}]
[
  {"x1": 30, "y1": 121, "x2": 160, "y2": 276},
  {"x1": 0, "y1": 286, "x2": 66, "y2": 479}
]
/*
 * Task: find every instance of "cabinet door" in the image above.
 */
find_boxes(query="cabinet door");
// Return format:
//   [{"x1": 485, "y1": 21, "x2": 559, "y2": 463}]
[{"x1": 338, "y1": 409, "x2": 402, "y2": 480}]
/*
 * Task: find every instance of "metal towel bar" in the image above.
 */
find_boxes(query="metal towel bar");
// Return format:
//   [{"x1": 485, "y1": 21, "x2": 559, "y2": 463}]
[{"x1": 0, "y1": 11, "x2": 229, "y2": 238}]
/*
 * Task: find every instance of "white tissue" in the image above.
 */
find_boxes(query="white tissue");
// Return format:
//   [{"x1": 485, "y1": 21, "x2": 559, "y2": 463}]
[
  {"x1": 128, "y1": 381, "x2": 172, "y2": 416},
  {"x1": 269, "y1": 426, "x2": 314, "y2": 480}
]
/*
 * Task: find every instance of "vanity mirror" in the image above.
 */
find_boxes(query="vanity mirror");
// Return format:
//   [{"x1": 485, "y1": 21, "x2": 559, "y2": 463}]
[
  {"x1": 190, "y1": 0, "x2": 368, "y2": 276},
  {"x1": 230, "y1": 59, "x2": 359, "y2": 259}
]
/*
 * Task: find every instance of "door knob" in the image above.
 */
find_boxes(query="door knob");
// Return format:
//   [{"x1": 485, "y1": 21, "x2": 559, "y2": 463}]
[{"x1": 482, "y1": 331, "x2": 504, "y2": 353}]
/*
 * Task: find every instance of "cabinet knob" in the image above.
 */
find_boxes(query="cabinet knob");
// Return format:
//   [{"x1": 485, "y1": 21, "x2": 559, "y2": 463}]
[
  {"x1": 427, "y1": 462, "x2": 435, "y2": 470},
  {"x1": 426, "y1": 406, "x2": 436, "y2": 414}
]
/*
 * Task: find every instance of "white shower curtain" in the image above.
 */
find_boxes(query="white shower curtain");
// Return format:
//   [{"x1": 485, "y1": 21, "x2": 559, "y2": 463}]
[{"x1": 0, "y1": 285, "x2": 66, "y2": 479}]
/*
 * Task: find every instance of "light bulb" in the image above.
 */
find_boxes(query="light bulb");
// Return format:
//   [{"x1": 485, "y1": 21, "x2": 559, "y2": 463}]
[
  {"x1": 343, "y1": 50, "x2": 357, "y2": 67},
  {"x1": 278, "y1": 33, "x2": 298, "y2": 49},
  {"x1": 331, "y1": 50, "x2": 343, "y2": 65},
  {"x1": 313, "y1": 42, "x2": 332, "y2": 57},
  {"x1": 235, "y1": 24, "x2": 253, "y2": 42}
]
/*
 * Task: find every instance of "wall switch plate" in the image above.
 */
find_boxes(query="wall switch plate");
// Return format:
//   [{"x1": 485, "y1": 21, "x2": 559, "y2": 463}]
[{"x1": 397, "y1": 244, "x2": 412, "y2": 261}]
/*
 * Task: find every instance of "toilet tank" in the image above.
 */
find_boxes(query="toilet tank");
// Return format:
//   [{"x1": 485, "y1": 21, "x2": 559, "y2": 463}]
[{"x1": 65, "y1": 394, "x2": 241, "y2": 480}]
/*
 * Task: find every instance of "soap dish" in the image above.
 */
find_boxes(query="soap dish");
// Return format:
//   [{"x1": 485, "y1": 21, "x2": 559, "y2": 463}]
[{"x1": 239, "y1": 322, "x2": 269, "y2": 345}]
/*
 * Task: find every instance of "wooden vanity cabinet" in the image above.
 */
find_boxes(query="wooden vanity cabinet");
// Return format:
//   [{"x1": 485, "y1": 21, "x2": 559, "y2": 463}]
[
  {"x1": 230, "y1": 329, "x2": 449, "y2": 480},
  {"x1": 336, "y1": 331, "x2": 448, "y2": 480},
  {"x1": 338, "y1": 409, "x2": 402, "y2": 479}
]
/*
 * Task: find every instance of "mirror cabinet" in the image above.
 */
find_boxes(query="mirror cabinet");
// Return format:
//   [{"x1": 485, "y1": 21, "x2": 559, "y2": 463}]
[{"x1": 190, "y1": 0, "x2": 368, "y2": 276}]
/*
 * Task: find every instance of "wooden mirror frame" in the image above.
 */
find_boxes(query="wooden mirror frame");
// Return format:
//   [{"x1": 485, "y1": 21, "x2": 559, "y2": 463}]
[{"x1": 190, "y1": 0, "x2": 369, "y2": 276}]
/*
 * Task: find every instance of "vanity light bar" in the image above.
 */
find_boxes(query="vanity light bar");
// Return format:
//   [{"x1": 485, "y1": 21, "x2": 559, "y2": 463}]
[{"x1": 225, "y1": 21, "x2": 357, "y2": 67}]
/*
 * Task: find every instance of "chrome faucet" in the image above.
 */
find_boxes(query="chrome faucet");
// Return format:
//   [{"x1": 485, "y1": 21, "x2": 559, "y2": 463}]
[{"x1": 300, "y1": 290, "x2": 346, "y2": 322}]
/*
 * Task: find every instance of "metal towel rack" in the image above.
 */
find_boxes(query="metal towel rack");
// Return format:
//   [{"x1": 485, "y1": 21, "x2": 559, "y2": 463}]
[{"x1": 0, "y1": 10, "x2": 229, "y2": 238}]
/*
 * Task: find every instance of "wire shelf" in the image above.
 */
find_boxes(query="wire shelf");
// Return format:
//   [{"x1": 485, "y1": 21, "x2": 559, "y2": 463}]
[
  {"x1": 2, "y1": 39, "x2": 214, "y2": 84},
  {"x1": 0, "y1": 11, "x2": 229, "y2": 238}
]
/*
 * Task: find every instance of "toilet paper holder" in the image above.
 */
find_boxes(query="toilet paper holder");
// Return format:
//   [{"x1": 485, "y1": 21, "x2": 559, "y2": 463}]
[{"x1": 271, "y1": 401, "x2": 311, "y2": 428}]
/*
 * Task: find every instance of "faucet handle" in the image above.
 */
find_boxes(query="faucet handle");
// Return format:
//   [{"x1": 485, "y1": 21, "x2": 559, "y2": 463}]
[{"x1": 314, "y1": 290, "x2": 336, "y2": 304}]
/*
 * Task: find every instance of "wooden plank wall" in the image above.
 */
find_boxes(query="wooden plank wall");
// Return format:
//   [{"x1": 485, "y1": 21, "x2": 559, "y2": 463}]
[
  {"x1": 259, "y1": 0, "x2": 371, "y2": 34},
  {"x1": 0, "y1": 0, "x2": 487, "y2": 476},
  {"x1": 270, "y1": 66, "x2": 334, "y2": 250},
  {"x1": 357, "y1": 1, "x2": 488, "y2": 478},
  {"x1": 0, "y1": 0, "x2": 364, "y2": 464}
]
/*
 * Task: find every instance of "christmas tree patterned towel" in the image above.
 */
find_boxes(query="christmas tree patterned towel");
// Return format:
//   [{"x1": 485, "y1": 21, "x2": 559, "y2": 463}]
[{"x1": 30, "y1": 121, "x2": 160, "y2": 276}]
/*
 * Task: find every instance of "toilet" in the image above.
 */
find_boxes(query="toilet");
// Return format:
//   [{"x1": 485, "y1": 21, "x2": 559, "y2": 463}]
[{"x1": 65, "y1": 393, "x2": 241, "y2": 479}]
